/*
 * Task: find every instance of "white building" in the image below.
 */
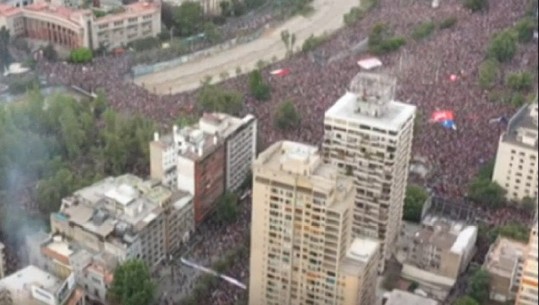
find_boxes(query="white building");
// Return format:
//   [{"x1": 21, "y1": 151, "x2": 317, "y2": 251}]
[
  {"x1": 492, "y1": 102, "x2": 538, "y2": 201},
  {"x1": 0, "y1": 265, "x2": 84, "y2": 305},
  {"x1": 384, "y1": 289, "x2": 439, "y2": 305},
  {"x1": 323, "y1": 72, "x2": 416, "y2": 272}
]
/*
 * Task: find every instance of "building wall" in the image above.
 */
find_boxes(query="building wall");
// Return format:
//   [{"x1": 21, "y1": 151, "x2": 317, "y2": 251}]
[
  {"x1": 516, "y1": 223, "x2": 539, "y2": 305},
  {"x1": 193, "y1": 145, "x2": 225, "y2": 223},
  {"x1": 225, "y1": 116, "x2": 257, "y2": 191},
  {"x1": 0, "y1": 242, "x2": 5, "y2": 279},
  {"x1": 149, "y1": 141, "x2": 166, "y2": 185},
  {"x1": 177, "y1": 156, "x2": 195, "y2": 194},
  {"x1": 492, "y1": 138, "x2": 538, "y2": 201},
  {"x1": 167, "y1": 199, "x2": 194, "y2": 254},
  {"x1": 323, "y1": 111, "x2": 415, "y2": 272},
  {"x1": 137, "y1": 213, "x2": 166, "y2": 268}
]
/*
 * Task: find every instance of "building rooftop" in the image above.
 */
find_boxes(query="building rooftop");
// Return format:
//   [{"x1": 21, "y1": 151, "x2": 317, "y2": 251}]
[
  {"x1": 502, "y1": 103, "x2": 538, "y2": 149},
  {"x1": 42, "y1": 236, "x2": 74, "y2": 266},
  {"x1": 22, "y1": 2, "x2": 85, "y2": 26},
  {"x1": 56, "y1": 175, "x2": 165, "y2": 247},
  {"x1": 484, "y1": 237, "x2": 526, "y2": 278},
  {"x1": 0, "y1": 265, "x2": 64, "y2": 304},
  {"x1": 339, "y1": 237, "x2": 379, "y2": 276},
  {"x1": 325, "y1": 73, "x2": 416, "y2": 132},
  {"x1": 385, "y1": 289, "x2": 439, "y2": 305},
  {"x1": 413, "y1": 216, "x2": 477, "y2": 253},
  {"x1": 254, "y1": 141, "x2": 355, "y2": 209},
  {"x1": 152, "y1": 112, "x2": 254, "y2": 161},
  {"x1": 94, "y1": 1, "x2": 160, "y2": 24}
]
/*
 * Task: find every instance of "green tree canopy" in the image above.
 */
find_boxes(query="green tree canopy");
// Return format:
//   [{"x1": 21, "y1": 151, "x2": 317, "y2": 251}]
[
  {"x1": 468, "y1": 161, "x2": 505, "y2": 208},
  {"x1": 487, "y1": 30, "x2": 517, "y2": 62},
  {"x1": 454, "y1": 296, "x2": 480, "y2": 305},
  {"x1": 462, "y1": 0, "x2": 488, "y2": 12},
  {"x1": 368, "y1": 23, "x2": 406, "y2": 55},
  {"x1": 216, "y1": 191, "x2": 239, "y2": 224},
  {"x1": 493, "y1": 222, "x2": 531, "y2": 242},
  {"x1": 468, "y1": 269, "x2": 490, "y2": 303},
  {"x1": 109, "y1": 259, "x2": 156, "y2": 305},
  {"x1": 69, "y1": 47, "x2": 93, "y2": 63},
  {"x1": 513, "y1": 17, "x2": 537, "y2": 43},
  {"x1": 478, "y1": 59, "x2": 500, "y2": 89},
  {"x1": 197, "y1": 83, "x2": 244, "y2": 115},
  {"x1": 0, "y1": 26, "x2": 11, "y2": 69},
  {"x1": 403, "y1": 185, "x2": 428, "y2": 223},
  {"x1": 274, "y1": 100, "x2": 301, "y2": 130},
  {"x1": 248, "y1": 69, "x2": 271, "y2": 101},
  {"x1": 173, "y1": 1, "x2": 204, "y2": 37}
]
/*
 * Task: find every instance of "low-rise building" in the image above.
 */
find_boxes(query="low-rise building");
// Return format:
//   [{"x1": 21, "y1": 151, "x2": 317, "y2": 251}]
[
  {"x1": 150, "y1": 113, "x2": 256, "y2": 224},
  {"x1": 401, "y1": 216, "x2": 477, "y2": 298},
  {"x1": 50, "y1": 174, "x2": 168, "y2": 269},
  {"x1": 483, "y1": 237, "x2": 526, "y2": 303},
  {"x1": 492, "y1": 102, "x2": 538, "y2": 201},
  {"x1": 383, "y1": 289, "x2": 439, "y2": 305},
  {"x1": 0, "y1": 0, "x2": 161, "y2": 50},
  {"x1": 0, "y1": 265, "x2": 84, "y2": 305}
]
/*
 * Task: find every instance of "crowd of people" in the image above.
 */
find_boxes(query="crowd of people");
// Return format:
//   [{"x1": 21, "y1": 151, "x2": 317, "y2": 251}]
[{"x1": 32, "y1": 0, "x2": 537, "y2": 304}]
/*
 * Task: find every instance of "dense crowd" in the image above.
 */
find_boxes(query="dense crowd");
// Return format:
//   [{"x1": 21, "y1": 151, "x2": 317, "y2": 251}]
[{"x1": 32, "y1": 0, "x2": 537, "y2": 304}]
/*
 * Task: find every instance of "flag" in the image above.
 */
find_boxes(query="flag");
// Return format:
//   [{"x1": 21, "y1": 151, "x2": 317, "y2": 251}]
[
  {"x1": 449, "y1": 74, "x2": 458, "y2": 82},
  {"x1": 430, "y1": 110, "x2": 454, "y2": 123},
  {"x1": 270, "y1": 69, "x2": 290, "y2": 77},
  {"x1": 442, "y1": 120, "x2": 457, "y2": 130}
]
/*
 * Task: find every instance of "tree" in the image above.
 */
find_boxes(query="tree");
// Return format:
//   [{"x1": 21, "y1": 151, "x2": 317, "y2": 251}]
[
  {"x1": 468, "y1": 269, "x2": 490, "y2": 303},
  {"x1": 487, "y1": 30, "x2": 517, "y2": 62},
  {"x1": 403, "y1": 185, "x2": 428, "y2": 223},
  {"x1": 69, "y1": 47, "x2": 93, "y2": 63},
  {"x1": 521, "y1": 196, "x2": 537, "y2": 213},
  {"x1": 216, "y1": 192, "x2": 239, "y2": 224},
  {"x1": 0, "y1": 26, "x2": 11, "y2": 69},
  {"x1": 411, "y1": 21, "x2": 435, "y2": 40},
  {"x1": 513, "y1": 17, "x2": 537, "y2": 43},
  {"x1": 368, "y1": 23, "x2": 406, "y2": 55},
  {"x1": 462, "y1": 0, "x2": 488, "y2": 12},
  {"x1": 302, "y1": 34, "x2": 327, "y2": 52},
  {"x1": 197, "y1": 83, "x2": 244, "y2": 115},
  {"x1": 248, "y1": 69, "x2": 271, "y2": 101},
  {"x1": 274, "y1": 100, "x2": 300, "y2": 130},
  {"x1": 478, "y1": 59, "x2": 500, "y2": 89},
  {"x1": 173, "y1": 2, "x2": 204, "y2": 37},
  {"x1": 454, "y1": 296, "x2": 480, "y2": 305},
  {"x1": 203, "y1": 22, "x2": 221, "y2": 44},
  {"x1": 439, "y1": 16, "x2": 458, "y2": 29},
  {"x1": 109, "y1": 259, "x2": 155, "y2": 305},
  {"x1": 493, "y1": 222, "x2": 530, "y2": 242},
  {"x1": 506, "y1": 71, "x2": 533, "y2": 91},
  {"x1": 42, "y1": 43, "x2": 58, "y2": 62},
  {"x1": 468, "y1": 178, "x2": 506, "y2": 208},
  {"x1": 161, "y1": 2, "x2": 175, "y2": 29}
]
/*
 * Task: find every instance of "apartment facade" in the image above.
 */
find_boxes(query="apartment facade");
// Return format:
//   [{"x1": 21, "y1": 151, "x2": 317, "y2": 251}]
[
  {"x1": 0, "y1": 0, "x2": 161, "y2": 50},
  {"x1": 249, "y1": 141, "x2": 380, "y2": 305},
  {"x1": 323, "y1": 73, "x2": 416, "y2": 272},
  {"x1": 483, "y1": 237, "x2": 526, "y2": 303},
  {"x1": 516, "y1": 222, "x2": 538, "y2": 305},
  {"x1": 493, "y1": 103, "x2": 538, "y2": 202},
  {"x1": 50, "y1": 174, "x2": 168, "y2": 269},
  {"x1": 150, "y1": 113, "x2": 256, "y2": 223}
]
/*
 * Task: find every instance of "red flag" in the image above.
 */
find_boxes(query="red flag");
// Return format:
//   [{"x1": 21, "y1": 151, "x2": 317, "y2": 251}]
[
  {"x1": 430, "y1": 110, "x2": 454, "y2": 123},
  {"x1": 270, "y1": 69, "x2": 290, "y2": 77}
]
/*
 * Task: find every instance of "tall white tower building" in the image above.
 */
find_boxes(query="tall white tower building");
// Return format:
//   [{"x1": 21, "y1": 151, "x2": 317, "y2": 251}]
[{"x1": 322, "y1": 73, "x2": 416, "y2": 272}]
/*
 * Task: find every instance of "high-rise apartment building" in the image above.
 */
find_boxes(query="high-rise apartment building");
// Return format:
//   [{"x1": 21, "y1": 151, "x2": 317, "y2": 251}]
[
  {"x1": 150, "y1": 112, "x2": 256, "y2": 223},
  {"x1": 249, "y1": 141, "x2": 380, "y2": 305},
  {"x1": 515, "y1": 222, "x2": 538, "y2": 305},
  {"x1": 492, "y1": 103, "x2": 538, "y2": 202},
  {"x1": 323, "y1": 73, "x2": 416, "y2": 271}
]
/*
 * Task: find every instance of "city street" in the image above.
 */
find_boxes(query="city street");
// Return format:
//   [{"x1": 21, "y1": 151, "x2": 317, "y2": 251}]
[{"x1": 134, "y1": 0, "x2": 360, "y2": 94}]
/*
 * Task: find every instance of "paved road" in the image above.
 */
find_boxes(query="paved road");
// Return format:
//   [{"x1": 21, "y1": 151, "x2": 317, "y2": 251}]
[{"x1": 134, "y1": 0, "x2": 360, "y2": 95}]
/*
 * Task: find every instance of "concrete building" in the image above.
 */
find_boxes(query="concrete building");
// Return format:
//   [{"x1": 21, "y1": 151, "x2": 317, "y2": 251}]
[
  {"x1": 0, "y1": 0, "x2": 32, "y2": 8},
  {"x1": 50, "y1": 174, "x2": 169, "y2": 269},
  {"x1": 483, "y1": 237, "x2": 526, "y2": 303},
  {"x1": 0, "y1": 242, "x2": 5, "y2": 279},
  {"x1": 400, "y1": 216, "x2": 477, "y2": 297},
  {"x1": 249, "y1": 141, "x2": 380, "y2": 305},
  {"x1": 150, "y1": 113, "x2": 256, "y2": 223},
  {"x1": 0, "y1": 265, "x2": 84, "y2": 305},
  {"x1": 383, "y1": 289, "x2": 439, "y2": 305},
  {"x1": 0, "y1": 0, "x2": 161, "y2": 50},
  {"x1": 323, "y1": 72, "x2": 416, "y2": 271},
  {"x1": 516, "y1": 222, "x2": 538, "y2": 305},
  {"x1": 493, "y1": 102, "x2": 538, "y2": 202}
]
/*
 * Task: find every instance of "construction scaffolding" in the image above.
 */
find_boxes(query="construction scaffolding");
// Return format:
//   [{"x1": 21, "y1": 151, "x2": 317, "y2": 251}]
[{"x1": 349, "y1": 72, "x2": 397, "y2": 118}]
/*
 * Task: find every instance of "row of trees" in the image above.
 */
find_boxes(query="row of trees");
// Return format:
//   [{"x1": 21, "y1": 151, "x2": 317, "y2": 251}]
[
  {"x1": 454, "y1": 268, "x2": 491, "y2": 305},
  {"x1": 0, "y1": 89, "x2": 154, "y2": 215}
]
